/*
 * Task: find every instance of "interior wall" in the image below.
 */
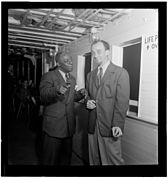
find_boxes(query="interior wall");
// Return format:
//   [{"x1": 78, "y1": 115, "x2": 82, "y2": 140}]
[{"x1": 63, "y1": 34, "x2": 91, "y2": 78}]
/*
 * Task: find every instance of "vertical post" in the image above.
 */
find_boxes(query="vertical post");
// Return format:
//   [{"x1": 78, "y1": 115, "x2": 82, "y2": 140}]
[
  {"x1": 43, "y1": 51, "x2": 49, "y2": 73},
  {"x1": 22, "y1": 60, "x2": 24, "y2": 79},
  {"x1": 42, "y1": 51, "x2": 44, "y2": 75},
  {"x1": 27, "y1": 61, "x2": 30, "y2": 81},
  {"x1": 34, "y1": 57, "x2": 36, "y2": 86},
  {"x1": 17, "y1": 61, "x2": 19, "y2": 79}
]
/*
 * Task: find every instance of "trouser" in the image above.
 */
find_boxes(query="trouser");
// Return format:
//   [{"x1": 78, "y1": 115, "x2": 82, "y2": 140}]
[
  {"x1": 88, "y1": 121, "x2": 125, "y2": 165},
  {"x1": 41, "y1": 132, "x2": 72, "y2": 165}
]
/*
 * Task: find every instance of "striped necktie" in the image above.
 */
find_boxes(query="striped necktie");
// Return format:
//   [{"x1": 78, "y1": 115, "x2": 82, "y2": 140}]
[{"x1": 97, "y1": 67, "x2": 103, "y2": 86}]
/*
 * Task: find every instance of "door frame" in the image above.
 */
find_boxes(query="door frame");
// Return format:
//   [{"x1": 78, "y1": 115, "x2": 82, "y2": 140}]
[{"x1": 119, "y1": 37, "x2": 142, "y2": 117}]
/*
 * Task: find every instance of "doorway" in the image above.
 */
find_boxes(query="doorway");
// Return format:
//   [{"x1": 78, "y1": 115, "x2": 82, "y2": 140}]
[{"x1": 122, "y1": 39, "x2": 142, "y2": 116}]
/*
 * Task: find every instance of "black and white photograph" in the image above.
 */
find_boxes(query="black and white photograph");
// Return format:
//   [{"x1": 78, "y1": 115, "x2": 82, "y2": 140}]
[{"x1": 1, "y1": 1, "x2": 167, "y2": 177}]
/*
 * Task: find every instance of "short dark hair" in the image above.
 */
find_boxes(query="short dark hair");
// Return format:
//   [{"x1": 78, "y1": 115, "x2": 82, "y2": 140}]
[
  {"x1": 55, "y1": 51, "x2": 71, "y2": 63},
  {"x1": 91, "y1": 40, "x2": 110, "y2": 51}
]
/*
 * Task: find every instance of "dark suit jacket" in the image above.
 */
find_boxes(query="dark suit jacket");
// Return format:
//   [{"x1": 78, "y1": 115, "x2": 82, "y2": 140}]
[
  {"x1": 40, "y1": 69, "x2": 83, "y2": 138},
  {"x1": 86, "y1": 62, "x2": 130, "y2": 137}
]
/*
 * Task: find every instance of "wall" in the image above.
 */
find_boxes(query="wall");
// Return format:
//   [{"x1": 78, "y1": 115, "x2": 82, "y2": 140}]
[
  {"x1": 122, "y1": 118, "x2": 158, "y2": 164},
  {"x1": 63, "y1": 35, "x2": 91, "y2": 78}
]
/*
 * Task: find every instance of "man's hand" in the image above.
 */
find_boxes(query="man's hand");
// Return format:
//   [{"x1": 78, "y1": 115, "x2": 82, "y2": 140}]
[
  {"x1": 86, "y1": 99, "x2": 96, "y2": 109},
  {"x1": 79, "y1": 88, "x2": 88, "y2": 99},
  {"x1": 59, "y1": 85, "x2": 68, "y2": 95},
  {"x1": 112, "y1": 127, "x2": 122, "y2": 137}
]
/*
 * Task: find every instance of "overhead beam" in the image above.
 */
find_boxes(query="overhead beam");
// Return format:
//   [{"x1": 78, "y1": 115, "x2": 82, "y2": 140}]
[
  {"x1": 61, "y1": 9, "x2": 91, "y2": 30},
  {"x1": 69, "y1": 9, "x2": 101, "y2": 31},
  {"x1": 21, "y1": 9, "x2": 30, "y2": 26},
  {"x1": 9, "y1": 9, "x2": 103, "y2": 28},
  {"x1": 36, "y1": 9, "x2": 54, "y2": 27},
  {"x1": 47, "y1": 9, "x2": 65, "y2": 28}
]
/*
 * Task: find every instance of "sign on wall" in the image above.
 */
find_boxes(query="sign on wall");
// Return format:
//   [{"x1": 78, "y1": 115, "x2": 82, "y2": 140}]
[{"x1": 138, "y1": 33, "x2": 158, "y2": 124}]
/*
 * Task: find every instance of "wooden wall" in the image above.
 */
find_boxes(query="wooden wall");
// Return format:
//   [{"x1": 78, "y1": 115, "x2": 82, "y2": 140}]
[{"x1": 122, "y1": 118, "x2": 158, "y2": 164}]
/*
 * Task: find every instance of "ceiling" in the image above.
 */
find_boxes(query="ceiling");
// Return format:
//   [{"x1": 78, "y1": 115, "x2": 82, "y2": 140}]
[{"x1": 8, "y1": 8, "x2": 131, "y2": 55}]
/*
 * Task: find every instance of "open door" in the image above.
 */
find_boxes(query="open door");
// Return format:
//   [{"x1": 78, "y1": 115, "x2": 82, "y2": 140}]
[{"x1": 112, "y1": 42, "x2": 141, "y2": 117}]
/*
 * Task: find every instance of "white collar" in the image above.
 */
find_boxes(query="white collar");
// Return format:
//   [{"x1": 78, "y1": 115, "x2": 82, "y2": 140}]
[
  {"x1": 58, "y1": 69, "x2": 66, "y2": 82},
  {"x1": 97, "y1": 60, "x2": 110, "y2": 76}
]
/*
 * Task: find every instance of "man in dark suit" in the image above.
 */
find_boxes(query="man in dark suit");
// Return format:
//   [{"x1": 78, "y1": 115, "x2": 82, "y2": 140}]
[
  {"x1": 40, "y1": 52, "x2": 87, "y2": 165},
  {"x1": 86, "y1": 40, "x2": 130, "y2": 165}
]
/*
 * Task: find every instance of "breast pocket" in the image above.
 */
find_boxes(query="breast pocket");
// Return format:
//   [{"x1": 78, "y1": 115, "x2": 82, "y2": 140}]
[{"x1": 104, "y1": 84, "x2": 114, "y2": 98}]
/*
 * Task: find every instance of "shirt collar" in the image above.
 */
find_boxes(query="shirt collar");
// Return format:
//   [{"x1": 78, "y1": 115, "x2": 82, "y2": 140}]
[
  {"x1": 98, "y1": 60, "x2": 110, "y2": 76},
  {"x1": 58, "y1": 69, "x2": 66, "y2": 81}
]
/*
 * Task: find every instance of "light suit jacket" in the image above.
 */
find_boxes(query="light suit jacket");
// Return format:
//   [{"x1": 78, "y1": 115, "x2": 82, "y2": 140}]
[
  {"x1": 86, "y1": 62, "x2": 130, "y2": 137},
  {"x1": 40, "y1": 68, "x2": 83, "y2": 138}
]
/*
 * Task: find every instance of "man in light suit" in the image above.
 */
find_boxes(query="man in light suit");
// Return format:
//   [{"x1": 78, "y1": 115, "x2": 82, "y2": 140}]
[
  {"x1": 86, "y1": 40, "x2": 130, "y2": 165},
  {"x1": 40, "y1": 52, "x2": 87, "y2": 165}
]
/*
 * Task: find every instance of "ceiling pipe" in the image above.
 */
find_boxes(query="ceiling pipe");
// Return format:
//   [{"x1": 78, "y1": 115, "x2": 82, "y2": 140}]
[
  {"x1": 8, "y1": 43, "x2": 52, "y2": 50},
  {"x1": 8, "y1": 27, "x2": 78, "y2": 40},
  {"x1": 9, "y1": 39, "x2": 44, "y2": 46},
  {"x1": 8, "y1": 39, "x2": 63, "y2": 49},
  {"x1": 9, "y1": 24, "x2": 82, "y2": 37},
  {"x1": 8, "y1": 33, "x2": 71, "y2": 43},
  {"x1": 8, "y1": 35, "x2": 67, "y2": 45}
]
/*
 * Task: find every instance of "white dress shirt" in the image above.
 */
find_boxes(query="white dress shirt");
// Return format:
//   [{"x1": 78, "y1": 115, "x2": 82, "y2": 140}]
[
  {"x1": 59, "y1": 69, "x2": 68, "y2": 82},
  {"x1": 97, "y1": 60, "x2": 110, "y2": 78}
]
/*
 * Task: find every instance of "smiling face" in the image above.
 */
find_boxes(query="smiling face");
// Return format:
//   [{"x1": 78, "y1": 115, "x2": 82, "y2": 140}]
[
  {"x1": 91, "y1": 41, "x2": 110, "y2": 66},
  {"x1": 57, "y1": 53, "x2": 73, "y2": 73}
]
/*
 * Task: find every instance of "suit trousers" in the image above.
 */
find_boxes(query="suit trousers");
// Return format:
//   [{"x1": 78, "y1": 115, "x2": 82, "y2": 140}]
[
  {"x1": 41, "y1": 132, "x2": 72, "y2": 165},
  {"x1": 88, "y1": 121, "x2": 125, "y2": 165}
]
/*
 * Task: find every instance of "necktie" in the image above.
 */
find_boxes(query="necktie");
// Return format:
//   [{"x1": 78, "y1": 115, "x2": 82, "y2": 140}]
[
  {"x1": 97, "y1": 67, "x2": 103, "y2": 86},
  {"x1": 65, "y1": 73, "x2": 70, "y2": 88}
]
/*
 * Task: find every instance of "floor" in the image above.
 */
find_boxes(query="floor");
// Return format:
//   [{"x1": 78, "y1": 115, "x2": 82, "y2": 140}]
[{"x1": 7, "y1": 113, "x2": 85, "y2": 166}]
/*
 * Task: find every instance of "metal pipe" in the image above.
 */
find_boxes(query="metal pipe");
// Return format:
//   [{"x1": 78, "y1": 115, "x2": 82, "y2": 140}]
[
  {"x1": 8, "y1": 27, "x2": 78, "y2": 40},
  {"x1": 9, "y1": 24, "x2": 83, "y2": 37},
  {"x1": 8, "y1": 33, "x2": 71, "y2": 43},
  {"x1": 8, "y1": 35, "x2": 67, "y2": 45},
  {"x1": 9, "y1": 39, "x2": 44, "y2": 46},
  {"x1": 8, "y1": 43, "x2": 52, "y2": 50}
]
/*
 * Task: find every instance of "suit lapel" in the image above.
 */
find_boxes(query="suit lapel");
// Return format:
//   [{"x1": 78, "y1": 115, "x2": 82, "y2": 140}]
[
  {"x1": 54, "y1": 69, "x2": 71, "y2": 103},
  {"x1": 54, "y1": 69, "x2": 67, "y2": 86},
  {"x1": 92, "y1": 68, "x2": 99, "y2": 89},
  {"x1": 100, "y1": 62, "x2": 115, "y2": 86}
]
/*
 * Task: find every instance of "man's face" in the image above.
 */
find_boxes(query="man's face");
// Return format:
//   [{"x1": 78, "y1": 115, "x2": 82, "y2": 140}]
[
  {"x1": 91, "y1": 42, "x2": 108, "y2": 66},
  {"x1": 58, "y1": 54, "x2": 73, "y2": 73}
]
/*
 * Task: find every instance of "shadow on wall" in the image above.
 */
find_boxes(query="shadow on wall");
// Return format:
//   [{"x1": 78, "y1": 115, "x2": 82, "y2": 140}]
[{"x1": 73, "y1": 102, "x2": 89, "y2": 165}]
